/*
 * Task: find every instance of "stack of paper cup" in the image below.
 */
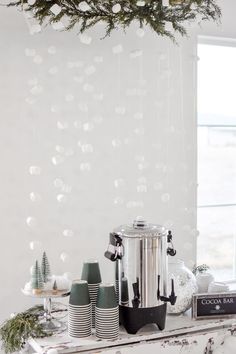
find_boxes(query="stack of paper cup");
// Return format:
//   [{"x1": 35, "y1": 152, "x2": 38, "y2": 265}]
[
  {"x1": 68, "y1": 280, "x2": 92, "y2": 338},
  {"x1": 81, "y1": 260, "x2": 102, "y2": 328},
  {"x1": 208, "y1": 281, "x2": 230, "y2": 293},
  {"x1": 95, "y1": 283, "x2": 119, "y2": 340}
]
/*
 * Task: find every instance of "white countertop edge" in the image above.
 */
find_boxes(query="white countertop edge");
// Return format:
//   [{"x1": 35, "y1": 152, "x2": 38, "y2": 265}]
[{"x1": 28, "y1": 315, "x2": 236, "y2": 354}]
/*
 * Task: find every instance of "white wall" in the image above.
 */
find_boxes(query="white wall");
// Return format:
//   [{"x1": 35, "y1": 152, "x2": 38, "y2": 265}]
[
  {"x1": 198, "y1": 0, "x2": 236, "y2": 39},
  {"x1": 0, "y1": 5, "x2": 199, "y2": 322}
]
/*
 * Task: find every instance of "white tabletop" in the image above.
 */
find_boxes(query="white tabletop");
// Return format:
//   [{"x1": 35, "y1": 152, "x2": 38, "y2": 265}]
[{"x1": 28, "y1": 312, "x2": 236, "y2": 354}]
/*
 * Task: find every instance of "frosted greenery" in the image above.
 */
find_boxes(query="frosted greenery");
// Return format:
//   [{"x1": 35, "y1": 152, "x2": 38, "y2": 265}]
[
  {"x1": 8, "y1": 0, "x2": 221, "y2": 41},
  {"x1": 0, "y1": 306, "x2": 52, "y2": 353}
]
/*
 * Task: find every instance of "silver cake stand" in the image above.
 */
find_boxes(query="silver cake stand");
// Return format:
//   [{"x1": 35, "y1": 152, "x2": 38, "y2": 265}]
[{"x1": 22, "y1": 289, "x2": 70, "y2": 333}]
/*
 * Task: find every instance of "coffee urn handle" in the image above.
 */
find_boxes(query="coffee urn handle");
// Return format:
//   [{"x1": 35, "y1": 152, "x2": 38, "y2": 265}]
[
  {"x1": 167, "y1": 230, "x2": 176, "y2": 256},
  {"x1": 104, "y1": 233, "x2": 123, "y2": 262},
  {"x1": 104, "y1": 250, "x2": 119, "y2": 262}
]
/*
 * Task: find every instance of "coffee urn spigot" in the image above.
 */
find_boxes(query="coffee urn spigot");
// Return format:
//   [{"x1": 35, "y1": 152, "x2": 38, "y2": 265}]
[
  {"x1": 159, "y1": 278, "x2": 177, "y2": 306},
  {"x1": 132, "y1": 280, "x2": 140, "y2": 309}
]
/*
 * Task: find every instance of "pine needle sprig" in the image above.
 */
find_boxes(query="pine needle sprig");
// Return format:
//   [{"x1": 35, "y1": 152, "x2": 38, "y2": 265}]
[{"x1": 0, "y1": 306, "x2": 52, "y2": 354}]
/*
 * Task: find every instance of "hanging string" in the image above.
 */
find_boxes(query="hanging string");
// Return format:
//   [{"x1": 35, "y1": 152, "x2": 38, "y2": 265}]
[
  {"x1": 21, "y1": 0, "x2": 42, "y2": 164},
  {"x1": 117, "y1": 53, "x2": 121, "y2": 103},
  {"x1": 164, "y1": 40, "x2": 171, "y2": 205},
  {"x1": 21, "y1": 0, "x2": 34, "y2": 34},
  {"x1": 138, "y1": 45, "x2": 145, "y2": 151},
  {"x1": 179, "y1": 44, "x2": 188, "y2": 192}
]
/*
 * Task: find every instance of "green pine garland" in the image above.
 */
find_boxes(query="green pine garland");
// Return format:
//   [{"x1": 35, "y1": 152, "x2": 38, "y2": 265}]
[
  {"x1": 8, "y1": 0, "x2": 221, "y2": 41},
  {"x1": 0, "y1": 306, "x2": 52, "y2": 354}
]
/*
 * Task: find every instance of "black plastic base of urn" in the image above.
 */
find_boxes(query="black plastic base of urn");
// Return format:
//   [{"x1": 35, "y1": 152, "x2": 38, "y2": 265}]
[{"x1": 119, "y1": 303, "x2": 167, "y2": 334}]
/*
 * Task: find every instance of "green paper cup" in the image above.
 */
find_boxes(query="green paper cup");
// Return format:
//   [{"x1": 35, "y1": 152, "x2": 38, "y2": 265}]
[
  {"x1": 81, "y1": 259, "x2": 102, "y2": 284},
  {"x1": 96, "y1": 283, "x2": 117, "y2": 308},
  {"x1": 69, "y1": 280, "x2": 90, "y2": 306}
]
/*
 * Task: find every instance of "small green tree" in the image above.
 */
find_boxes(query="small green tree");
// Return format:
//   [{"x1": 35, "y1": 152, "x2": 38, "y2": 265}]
[
  {"x1": 52, "y1": 280, "x2": 58, "y2": 293},
  {"x1": 31, "y1": 261, "x2": 43, "y2": 290},
  {"x1": 41, "y1": 251, "x2": 51, "y2": 283}
]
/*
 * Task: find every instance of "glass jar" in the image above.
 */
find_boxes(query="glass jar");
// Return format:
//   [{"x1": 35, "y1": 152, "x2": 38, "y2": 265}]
[{"x1": 167, "y1": 259, "x2": 197, "y2": 315}]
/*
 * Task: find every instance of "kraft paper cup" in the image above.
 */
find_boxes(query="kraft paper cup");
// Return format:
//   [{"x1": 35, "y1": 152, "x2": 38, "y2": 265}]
[
  {"x1": 69, "y1": 280, "x2": 90, "y2": 306},
  {"x1": 97, "y1": 283, "x2": 117, "y2": 308},
  {"x1": 81, "y1": 260, "x2": 102, "y2": 284}
]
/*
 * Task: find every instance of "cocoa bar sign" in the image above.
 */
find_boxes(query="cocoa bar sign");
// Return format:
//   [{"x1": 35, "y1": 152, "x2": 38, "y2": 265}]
[{"x1": 192, "y1": 292, "x2": 236, "y2": 320}]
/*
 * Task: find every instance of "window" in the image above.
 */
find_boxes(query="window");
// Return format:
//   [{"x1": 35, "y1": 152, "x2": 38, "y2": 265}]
[{"x1": 197, "y1": 38, "x2": 236, "y2": 281}]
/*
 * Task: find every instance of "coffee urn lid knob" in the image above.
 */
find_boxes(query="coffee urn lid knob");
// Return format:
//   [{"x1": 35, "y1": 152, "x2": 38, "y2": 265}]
[{"x1": 133, "y1": 216, "x2": 147, "y2": 228}]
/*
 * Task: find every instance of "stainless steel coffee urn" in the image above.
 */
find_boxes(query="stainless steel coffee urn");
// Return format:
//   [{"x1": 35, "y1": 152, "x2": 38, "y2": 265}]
[{"x1": 105, "y1": 217, "x2": 177, "y2": 334}]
